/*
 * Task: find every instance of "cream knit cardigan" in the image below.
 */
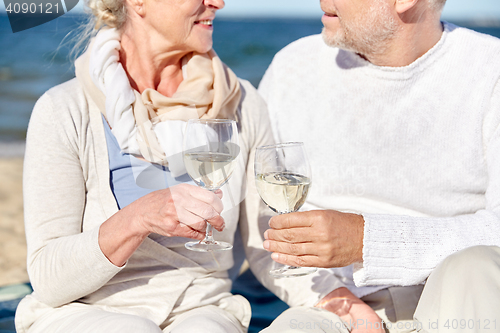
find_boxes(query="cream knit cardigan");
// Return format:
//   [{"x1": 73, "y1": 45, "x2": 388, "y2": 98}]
[{"x1": 15, "y1": 77, "x2": 345, "y2": 332}]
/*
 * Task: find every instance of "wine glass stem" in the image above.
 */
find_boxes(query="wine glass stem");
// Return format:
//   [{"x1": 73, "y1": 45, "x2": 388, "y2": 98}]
[
  {"x1": 202, "y1": 188, "x2": 217, "y2": 244},
  {"x1": 204, "y1": 224, "x2": 215, "y2": 244}
]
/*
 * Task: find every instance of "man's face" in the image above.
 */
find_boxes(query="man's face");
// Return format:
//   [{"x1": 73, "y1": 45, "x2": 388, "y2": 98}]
[{"x1": 320, "y1": 0, "x2": 398, "y2": 56}]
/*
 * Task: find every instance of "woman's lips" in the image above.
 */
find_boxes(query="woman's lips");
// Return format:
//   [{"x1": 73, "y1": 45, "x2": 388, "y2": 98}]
[{"x1": 194, "y1": 19, "x2": 214, "y2": 30}]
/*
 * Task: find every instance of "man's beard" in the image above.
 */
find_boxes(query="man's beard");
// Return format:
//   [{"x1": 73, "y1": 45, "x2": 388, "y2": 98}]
[{"x1": 322, "y1": 2, "x2": 399, "y2": 57}]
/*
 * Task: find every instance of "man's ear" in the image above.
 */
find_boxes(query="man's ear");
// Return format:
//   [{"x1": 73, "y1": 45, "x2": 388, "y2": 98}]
[
  {"x1": 126, "y1": 0, "x2": 146, "y2": 17},
  {"x1": 394, "y1": 0, "x2": 419, "y2": 14}
]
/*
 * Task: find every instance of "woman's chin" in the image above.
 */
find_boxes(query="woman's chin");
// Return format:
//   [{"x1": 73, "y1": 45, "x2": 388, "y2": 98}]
[{"x1": 192, "y1": 41, "x2": 214, "y2": 54}]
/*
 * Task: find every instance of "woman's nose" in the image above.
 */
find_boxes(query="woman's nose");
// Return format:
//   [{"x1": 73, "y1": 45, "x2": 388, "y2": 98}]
[{"x1": 204, "y1": 0, "x2": 225, "y2": 10}]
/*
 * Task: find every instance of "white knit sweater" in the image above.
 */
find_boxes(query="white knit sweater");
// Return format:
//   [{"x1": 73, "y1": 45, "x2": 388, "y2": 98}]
[{"x1": 258, "y1": 22, "x2": 500, "y2": 297}]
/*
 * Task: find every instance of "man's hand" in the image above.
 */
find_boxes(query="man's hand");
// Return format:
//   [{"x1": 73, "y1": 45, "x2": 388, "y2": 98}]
[
  {"x1": 263, "y1": 210, "x2": 364, "y2": 268},
  {"x1": 316, "y1": 287, "x2": 385, "y2": 333}
]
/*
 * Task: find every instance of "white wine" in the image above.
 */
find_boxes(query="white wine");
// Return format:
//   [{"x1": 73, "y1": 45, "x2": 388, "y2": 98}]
[
  {"x1": 184, "y1": 152, "x2": 237, "y2": 190},
  {"x1": 256, "y1": 172, "x2": 311, "y2": 214}
]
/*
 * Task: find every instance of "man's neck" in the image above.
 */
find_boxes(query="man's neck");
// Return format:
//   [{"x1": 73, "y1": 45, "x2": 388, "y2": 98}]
[{"x1": 363, "y1": 12, "x2": 444, "y2": 67}]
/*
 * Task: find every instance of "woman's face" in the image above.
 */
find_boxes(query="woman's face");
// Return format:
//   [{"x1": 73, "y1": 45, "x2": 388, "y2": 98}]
[{"x1": 142, "y1": 0, "x2": 225, "y2": 54}]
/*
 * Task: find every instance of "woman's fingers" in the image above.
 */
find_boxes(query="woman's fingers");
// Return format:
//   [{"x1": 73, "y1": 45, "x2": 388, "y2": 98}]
[
  {"x1": 169, "y1": 184, "x2": 225, "y2": 232},
  {"x1": 173, "y1": 184, "x2": 224, "y2": 214},
  {"x1": 171, "y1": 220, "x2": 206, "y2": 240},
  {"x1": 138, "y1": 184, "x2": 226, "y2": 239},
  {"x1": 171, "y1": 193, "x2": 224, "y2": 231},
  {"x1": 177, "y1": 204, "x2": 225, "y2": 232}
]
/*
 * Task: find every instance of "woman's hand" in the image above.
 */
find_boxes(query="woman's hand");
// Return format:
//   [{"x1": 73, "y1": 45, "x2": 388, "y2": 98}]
[
  {"x1": 316, "y1": 287, "x2": 385, "y2": 333},
  {"x1": 99, "y1": 184, "x2": 225, "y2": 266},
  {"x1": 133, "y1": 183, "x2": 225, "y2": 239}
]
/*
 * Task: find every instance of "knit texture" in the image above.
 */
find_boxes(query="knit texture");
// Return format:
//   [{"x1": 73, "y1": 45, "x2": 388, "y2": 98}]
[{"x1": 259, "y1": 22, "x2": 500, "y2": 294}]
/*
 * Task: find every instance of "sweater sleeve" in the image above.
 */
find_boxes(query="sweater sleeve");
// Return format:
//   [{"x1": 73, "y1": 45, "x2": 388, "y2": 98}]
[
  {"x1": 23, "y1": 91, "x2": 123, "y2": 307},
  {"x1": 241, "y1": 80, "x2": 346, "y2": 307},
  {"x1": 354, "y1": 79, "x2": 500, "y2": 287}
]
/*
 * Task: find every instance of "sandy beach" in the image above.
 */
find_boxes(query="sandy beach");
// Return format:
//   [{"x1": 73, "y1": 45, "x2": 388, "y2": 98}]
[{"x1": 0, "y1": 158, "x2": 28, "y2": 287}]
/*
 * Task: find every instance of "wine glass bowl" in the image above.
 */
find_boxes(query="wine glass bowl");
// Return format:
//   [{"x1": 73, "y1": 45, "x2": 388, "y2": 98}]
[
  {"x1": 183, "y1": 119, "x2": 239, "y2": 252},
  {"x1": 184, "y1": 141, "x2": 240, "y2": 191},
  {"x1": 255, "y1": 142, "x2": 317, "y2": 278}
]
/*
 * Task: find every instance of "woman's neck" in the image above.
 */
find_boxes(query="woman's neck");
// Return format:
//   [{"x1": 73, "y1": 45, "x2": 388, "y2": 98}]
[{"x1": 119, "y1": 27, "x2": 188, "y2": 97}]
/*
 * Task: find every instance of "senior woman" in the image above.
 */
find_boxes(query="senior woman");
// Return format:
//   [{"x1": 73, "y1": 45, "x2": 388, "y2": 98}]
[{"x1": 14, "y1": 0, "x2": 276, "y2": 332}]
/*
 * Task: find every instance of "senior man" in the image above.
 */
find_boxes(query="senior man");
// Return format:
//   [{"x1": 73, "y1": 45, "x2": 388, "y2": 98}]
[{"x1": 257, "y1": 0, "x2": 500, "y2": 332}]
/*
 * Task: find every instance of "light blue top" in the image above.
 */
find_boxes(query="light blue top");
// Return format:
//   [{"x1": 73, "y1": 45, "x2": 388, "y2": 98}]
[
  {"x1": 102, "y1": 117, "x2": 244, "y2": 280},
  {"x1": 102, "y1": 116, "x2": 194, "y2": 209}
]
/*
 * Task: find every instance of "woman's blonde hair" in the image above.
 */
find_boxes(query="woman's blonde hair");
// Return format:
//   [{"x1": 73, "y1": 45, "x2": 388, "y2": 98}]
[
  {"x1": 87, "y1": 0, "x2": 128, "y2": 29},
  {"x1": 68, "y1": 0, "x2": 127, "y2": 62}
]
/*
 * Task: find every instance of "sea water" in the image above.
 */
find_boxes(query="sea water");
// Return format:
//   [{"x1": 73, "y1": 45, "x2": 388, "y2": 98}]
[{"x1": 0, "y1": 14, "x2": 499, "y2": 154}]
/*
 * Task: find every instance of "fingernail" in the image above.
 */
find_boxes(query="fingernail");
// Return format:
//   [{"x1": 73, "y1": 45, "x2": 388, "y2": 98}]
[
  {"x1": 268, "y1": 217, "x2": 273, "y2": 227},
  {"x1": 263, "y1": 240, "x2": 269, "y2": 250},
  {"x1": 271, "y1": 253, "x2": 278, "y2": 261},
  {"x1": 264, "y1": 230, "x2": 268, "y2": 239}
]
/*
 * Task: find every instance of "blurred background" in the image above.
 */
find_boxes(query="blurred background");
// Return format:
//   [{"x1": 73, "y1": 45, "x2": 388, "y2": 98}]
[
  {"x1": 1, "y1": 0, "x2": 500, "y2": 146},
  {"x1": 0, "y1": 0, "x2": 499, "y2": 332}
]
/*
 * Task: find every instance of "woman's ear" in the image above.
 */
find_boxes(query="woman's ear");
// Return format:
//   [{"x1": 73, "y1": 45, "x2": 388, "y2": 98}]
[{"x1": 394, "y1": 0, "x2": 419, "y2": 14}]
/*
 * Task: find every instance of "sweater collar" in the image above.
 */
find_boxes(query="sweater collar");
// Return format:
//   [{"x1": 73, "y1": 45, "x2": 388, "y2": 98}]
[{"x1": 338, "y1": 21, "x2": 452, "y2": 80}]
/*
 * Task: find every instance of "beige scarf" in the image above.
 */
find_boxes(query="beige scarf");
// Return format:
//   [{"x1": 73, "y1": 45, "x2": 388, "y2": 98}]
[{"x1": 75, "y1": 28, "x2": 241, "y2": 172}]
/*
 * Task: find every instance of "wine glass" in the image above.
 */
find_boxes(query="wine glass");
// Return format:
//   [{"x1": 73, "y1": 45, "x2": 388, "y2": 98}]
[
  {"x1": 255, "y1": 142, "x2": 317, "y2": 278},
  {"x1": 183, "y1": 119, "x2": 240, "y2": 252}
]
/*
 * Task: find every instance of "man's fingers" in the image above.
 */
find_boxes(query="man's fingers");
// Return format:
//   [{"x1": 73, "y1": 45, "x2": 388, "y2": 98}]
[
  {"x1": 263, "y1": 239, "x2": 313, "y2": 256},
  {"x1": 269, "y1": 211, "x2": 314, "y2": 229},
  {"x1": 270, "y1": 252, "x2": 319, "y2": 268},
  {"x1": 264, "y1": 227, "x2": 313, "y2": 243}
]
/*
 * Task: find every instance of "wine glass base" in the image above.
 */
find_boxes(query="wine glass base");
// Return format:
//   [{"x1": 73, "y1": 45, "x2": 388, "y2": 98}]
[
  {"x1": 185, "y1": 240, "x2": 233, "y2": 252},
  {"x1": 269, "y1": 266, "x2": 317, "y2": 278}
]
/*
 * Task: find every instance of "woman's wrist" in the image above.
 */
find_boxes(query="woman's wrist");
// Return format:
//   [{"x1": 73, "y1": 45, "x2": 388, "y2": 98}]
[
  {"x1": 98, "y1": 206, "x2": 150, "y2": 267},
  {"x1": 122, "y1": 200, "x2": 153, "y2": 238}
]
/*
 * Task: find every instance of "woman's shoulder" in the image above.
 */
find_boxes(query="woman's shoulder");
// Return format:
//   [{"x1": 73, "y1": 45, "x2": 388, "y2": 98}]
[
  {"x1": 238, "y1": 79, "x2": 269, "y2": 121},
  {"x1": 236, "y1": 78, "x2": 274, "y2": 146},
  {"x1": 33, "y1": 77, "x2": 91, "y2": 124},
  {"x1": 29, "y1": 78, "x2": 93, "y2": 144},
  {"x1": 40, "y1": 78, "x2": 87, "y2": 110},
  {"x1": 239, "y1": 79, "x2": 261, "y2": 105}
]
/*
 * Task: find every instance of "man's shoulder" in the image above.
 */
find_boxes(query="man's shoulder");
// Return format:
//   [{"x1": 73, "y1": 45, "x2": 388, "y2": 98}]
[
  {"x1": 445, "y1": 22, "x2": 500, "y2": 52},
  {"x1": 272, "y1": 34, "x2": 329, "y2": 63}
]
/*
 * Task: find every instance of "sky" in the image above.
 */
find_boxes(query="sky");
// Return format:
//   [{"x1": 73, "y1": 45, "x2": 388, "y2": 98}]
[{"x1": 1, "y1": 0, "x2": 500, "y2": 21}]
